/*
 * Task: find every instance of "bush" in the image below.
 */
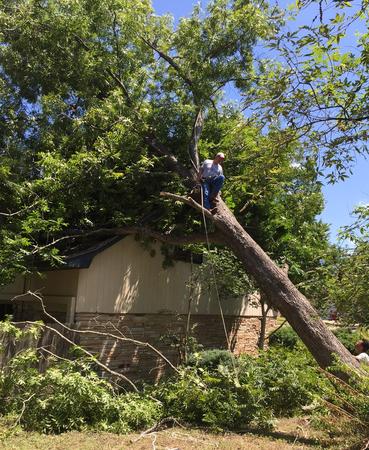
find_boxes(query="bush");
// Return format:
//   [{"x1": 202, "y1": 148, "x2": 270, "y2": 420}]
[
  {"x1": 269, "y1": 324, "x2": 368, "y2": 355},
  {"x1": 0, "y1": 322, "x2": 162, "y2": 434},
  {"x1": 0, "y1": 349, "x2": 162, "y2": 434},
  {"x1": 332, "y1": 327, "x2": 363, "y2": 354},
  {"x1": 152, "y1": 367, "x2": 273, "y2": 431},
  {"x1": 239, "y1": 348, "x2": 325, "y2": 417},
  {"x1": 184, "y1": 345, "x2": 326, "y2": 420},
  {"x1": 268, "y1": 325, "x2": 300, "y2": 349},
  {"x1": 186, "y1": 349, "x2": 235, "y2": 370}
]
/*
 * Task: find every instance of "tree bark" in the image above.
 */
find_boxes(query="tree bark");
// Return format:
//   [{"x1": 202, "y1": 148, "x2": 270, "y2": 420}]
[
  {"x1": 257, "y1": 295, "x2": 270, "y2": 351},
  {"x1": 209, "y1": 198, "x2": 359, "y2": 370}
]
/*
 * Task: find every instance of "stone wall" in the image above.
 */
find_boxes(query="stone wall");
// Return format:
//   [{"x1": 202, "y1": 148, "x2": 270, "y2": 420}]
[{"x1": 75, "y1": 312, "x2": 277, "y2": 382}]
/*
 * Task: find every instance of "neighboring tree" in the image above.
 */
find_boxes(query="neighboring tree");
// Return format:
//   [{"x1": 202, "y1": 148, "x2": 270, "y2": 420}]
[
  {"x1": 239, "y1": 0, "x2": 369, "y2": 334},
  {"x1": 326, "y1": 206, "x2": 369, "y2": 326},
  {"x1": 0, "y1": 0, "x2": 358, "y2": 370}
]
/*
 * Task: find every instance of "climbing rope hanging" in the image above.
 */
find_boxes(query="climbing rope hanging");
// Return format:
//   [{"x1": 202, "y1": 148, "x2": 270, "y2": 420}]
[
  {"x1": 199, "y1": 184, "x2": 240, "y2": 384},
  {"x1": 200, "y1": 185, "x2": 231, "y2": 351}
]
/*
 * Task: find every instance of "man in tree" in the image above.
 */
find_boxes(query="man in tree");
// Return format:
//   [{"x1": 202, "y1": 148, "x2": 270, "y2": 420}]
[{"x1": 199, "y1": 153, "x2": 225, "y2": 210}]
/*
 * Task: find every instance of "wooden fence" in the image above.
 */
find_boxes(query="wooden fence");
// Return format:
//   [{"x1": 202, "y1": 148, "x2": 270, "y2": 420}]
[{"x1": 0, "y1": 324, "x2": 79, "y2": 371}]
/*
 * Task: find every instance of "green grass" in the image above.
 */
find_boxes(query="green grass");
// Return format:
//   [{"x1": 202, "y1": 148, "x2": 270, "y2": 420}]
[{"x1": 0, "y1": 418, "x2": 332, "y2": 450}]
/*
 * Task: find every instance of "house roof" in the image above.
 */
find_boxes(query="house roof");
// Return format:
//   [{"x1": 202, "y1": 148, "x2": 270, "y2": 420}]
[
  {"x1": 64, "y1": 236, "x2": 124, "y2": 269},
  {"x1": 49, "y1": 234, "x2": 202, "y2": 270}
]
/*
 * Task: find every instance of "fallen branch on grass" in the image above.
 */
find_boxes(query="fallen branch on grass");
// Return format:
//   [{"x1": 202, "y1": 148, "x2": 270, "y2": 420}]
[{"x1": 131, "y1": 417, "x2": 185, "y2": 444}]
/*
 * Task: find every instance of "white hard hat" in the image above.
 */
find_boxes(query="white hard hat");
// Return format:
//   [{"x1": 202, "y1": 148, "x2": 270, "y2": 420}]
[{"x1": 216, "y1": 152, "x2": 225, "y2": 159}]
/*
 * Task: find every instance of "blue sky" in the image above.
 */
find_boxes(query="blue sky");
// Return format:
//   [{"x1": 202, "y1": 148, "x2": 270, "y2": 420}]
[{"x1": 151, "y1": 0, "x2": 369, "y2": 242}]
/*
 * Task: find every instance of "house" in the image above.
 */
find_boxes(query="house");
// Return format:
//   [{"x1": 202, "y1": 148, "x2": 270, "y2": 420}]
[{"x1": 0, "y1": 235, "x2": 277, "y2": 381}]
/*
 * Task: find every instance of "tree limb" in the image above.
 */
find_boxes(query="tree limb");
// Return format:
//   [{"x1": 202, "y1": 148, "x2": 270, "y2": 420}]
[
  {"x1": 0, "y1": 201, "x2": 42, "y2": 218},
  {"x1": 81, "y1": 225, "x2": 225, "y2": 245},
  {"x1": 189, "y1": 108, "x2": 204, "y2": 173},
  {"x1": 28, "y1": 226, "x2": 224, "y2": 259},
  {"x1": 144, "y1": 135, "x2": 193, "y2": 181},
  {"x1": 160, "y1": 191, "x2": 215, "y2": 221},
  {"x1": 9, "y1": 393, "x2": 36, "y2": 431},
  {"x1": 105, "y1": 68, "x2": 133, "y2": 107},
  {"x1": 140, "y1": 37, "x2": 194, "y2": 89},
  {"x1": 265, "y1": 319, "x2": 287, "y2": 341}
]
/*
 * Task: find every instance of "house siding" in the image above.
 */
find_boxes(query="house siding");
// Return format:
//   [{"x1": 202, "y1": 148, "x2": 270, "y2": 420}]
[{"x1": 75, "y1": 236, "x2": 275, "y2": 317}]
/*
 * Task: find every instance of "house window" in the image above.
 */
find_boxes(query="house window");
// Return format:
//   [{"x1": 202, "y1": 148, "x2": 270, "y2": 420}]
[{"x1": 0, "y1": 303, "x2": 13, "y2": 321}]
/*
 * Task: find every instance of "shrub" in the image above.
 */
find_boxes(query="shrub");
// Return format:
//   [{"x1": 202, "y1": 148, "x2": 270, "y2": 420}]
[
  {"x1": 156, "y1": 345, "x2": 327, "y2": 429},
  {"x1": 0, "y1": 350, "x2": 162, "y2": 434},
  {"x1": 0, "y1": 321, "x2": 162, "y2": 434},
  {"x1": 152, "y1": 368, "x2": 274, "y2": 431},
  {"x1": 269, "y1": 324, "x2": 368, "y2": 355},
  {"x1": 332, "y1": 327, "x2": 363, "y2": 354},
  {"x1": 268, "y1": 325, "x2": 300, "y2": 349},
  {"x1": 184, "y1": 345, "x2": 325, "y2": 419},
  {"x1": 238, "y1": 347, "x2": 326, "y2": 417},
  {"x1": 186, "y1": 349, "x2": 235, "y2": 370}
]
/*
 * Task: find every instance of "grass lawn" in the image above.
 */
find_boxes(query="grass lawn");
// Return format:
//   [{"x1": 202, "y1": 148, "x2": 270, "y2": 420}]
[{"x1": 0, "y1": 418, "x2": 331, "y2": 450}]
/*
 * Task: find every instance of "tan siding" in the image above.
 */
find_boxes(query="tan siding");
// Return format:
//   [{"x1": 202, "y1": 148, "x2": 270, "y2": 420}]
[
  {"x1": 0, "y1": 270, "x2": 79, "y2": 299},
  {"x1": 0, "y1": 238, "x2": 276, "y2": 319},
  {"x1": 76, "y1": 237, "x2": 193, "y2": 314},
  {"x1": 75, "y1": 236, "x2": 274, "y2": 317}
]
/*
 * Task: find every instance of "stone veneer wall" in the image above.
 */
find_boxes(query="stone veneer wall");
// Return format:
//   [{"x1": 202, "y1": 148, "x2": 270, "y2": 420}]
[{"x1": 75, "y1": 313, "x2": 277, "y2": 382}]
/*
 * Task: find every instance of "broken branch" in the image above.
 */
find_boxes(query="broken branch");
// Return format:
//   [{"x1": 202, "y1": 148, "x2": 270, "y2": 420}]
[
  {"x1": 144, "y1": 136, "x2": 193, "y2": 181},
  {"x1": 160, "y1": 191, "x2": 215, "y2": 221},
  {"x1": 81, "y1": 225, "x2": 225, "y2": 246}
]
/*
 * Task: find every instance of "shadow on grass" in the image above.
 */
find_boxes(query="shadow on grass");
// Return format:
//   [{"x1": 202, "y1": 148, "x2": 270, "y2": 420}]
[{"x1": 239, "y1": 428, "x2": 330, "y2": 448}]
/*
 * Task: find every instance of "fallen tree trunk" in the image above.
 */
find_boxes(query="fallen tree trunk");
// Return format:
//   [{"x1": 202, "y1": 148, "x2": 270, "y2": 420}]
[{"x1": 211, "y1": 198, "x2": 358, "y2": 370}]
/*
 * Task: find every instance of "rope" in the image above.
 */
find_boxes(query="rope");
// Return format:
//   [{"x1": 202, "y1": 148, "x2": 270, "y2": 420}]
[{"x1": 199, "y1": 182, "x2": 240, "y2": 385}]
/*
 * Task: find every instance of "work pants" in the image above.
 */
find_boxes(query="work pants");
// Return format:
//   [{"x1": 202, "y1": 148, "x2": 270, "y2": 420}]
[{"x1": 202, "y1": 175, "x2": 225, "y2": 209}]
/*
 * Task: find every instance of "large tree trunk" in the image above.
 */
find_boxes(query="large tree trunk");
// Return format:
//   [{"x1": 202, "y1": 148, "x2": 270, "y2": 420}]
[{"x1": 211, "y1": 198, "x2": 359, "y2": 370}]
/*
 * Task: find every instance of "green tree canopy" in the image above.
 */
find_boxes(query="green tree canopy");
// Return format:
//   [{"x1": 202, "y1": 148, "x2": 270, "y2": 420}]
[{"x1": 0, "y1": 0, "x2": 316, "y2": 282}]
